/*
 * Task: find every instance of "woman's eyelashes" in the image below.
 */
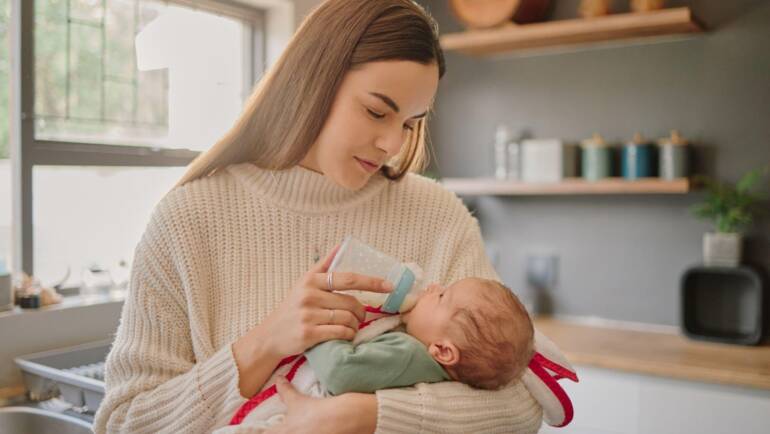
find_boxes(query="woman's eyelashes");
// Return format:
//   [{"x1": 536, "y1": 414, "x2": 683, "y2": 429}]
[
  {"x1": 366, "y1": 108, "x2": 385, "y2": 119},
  {"x1": 366, "y1": 107, "x2": 415, "y2": 131}
]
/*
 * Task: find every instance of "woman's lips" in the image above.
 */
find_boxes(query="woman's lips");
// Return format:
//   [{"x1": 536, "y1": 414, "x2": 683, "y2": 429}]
[{"x1": 355, "y1": 157, "x2": 379, "y2": 173}]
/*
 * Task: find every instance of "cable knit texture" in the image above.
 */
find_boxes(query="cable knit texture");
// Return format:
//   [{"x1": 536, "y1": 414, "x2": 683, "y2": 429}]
[{"x1": 93, "y1": 163, "x2": 543, "y2": 434}]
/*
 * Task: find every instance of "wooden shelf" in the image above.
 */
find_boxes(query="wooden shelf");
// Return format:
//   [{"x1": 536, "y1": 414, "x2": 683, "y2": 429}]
[
  {"x1": 441, "y1": 177, "x2": 692, "y2": 196},
  {"x1": 440, "y1": 7, "x2": 704, "y2": 56}
]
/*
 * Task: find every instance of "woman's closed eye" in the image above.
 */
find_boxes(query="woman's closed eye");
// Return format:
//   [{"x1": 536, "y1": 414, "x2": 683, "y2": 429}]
[
  {"x1": 366, "y1": 107, "x2": 415, "y2": 131},
  {"x1": 366, "y1": 108, "x2": 385, "y2": 119}
]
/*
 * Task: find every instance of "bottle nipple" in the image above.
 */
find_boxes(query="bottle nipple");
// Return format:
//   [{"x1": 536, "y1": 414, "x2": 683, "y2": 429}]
[{"x1": 397, "y1": 290, "x2": 423, "y2": 313}]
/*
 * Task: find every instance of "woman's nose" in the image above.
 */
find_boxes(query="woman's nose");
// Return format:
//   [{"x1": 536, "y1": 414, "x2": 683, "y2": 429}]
[{"x1": 375, "y1": 127, "x2": 405, "y2": 158}]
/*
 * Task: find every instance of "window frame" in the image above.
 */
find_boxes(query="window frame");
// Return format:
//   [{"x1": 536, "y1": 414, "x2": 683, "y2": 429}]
[{"x1": 9, "y1": 0, "x2": 267, "y2": 275}]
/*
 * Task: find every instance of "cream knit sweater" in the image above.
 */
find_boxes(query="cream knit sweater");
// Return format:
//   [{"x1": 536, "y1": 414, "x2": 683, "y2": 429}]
[{"x1": 93, "y1": 163, "x2": 543, "y2": 434}]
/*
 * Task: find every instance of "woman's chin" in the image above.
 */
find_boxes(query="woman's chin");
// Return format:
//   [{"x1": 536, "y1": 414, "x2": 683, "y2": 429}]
[
  {"x1": 346, "y1": 179, "x2": 369, "y2": 191},
  {"x1": 335, "y1": 171, "x2": 370, "y2": 191}
]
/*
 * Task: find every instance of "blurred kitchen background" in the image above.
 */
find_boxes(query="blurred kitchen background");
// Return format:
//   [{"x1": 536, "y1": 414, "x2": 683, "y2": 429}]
[{"x1": 1, "y1": 1, "x2": 769, "y2": 433}]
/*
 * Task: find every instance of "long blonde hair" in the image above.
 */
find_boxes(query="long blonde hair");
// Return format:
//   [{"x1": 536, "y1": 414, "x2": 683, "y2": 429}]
[{"x1": 176, "y1": 0, "x2": 446, "y2": 187}]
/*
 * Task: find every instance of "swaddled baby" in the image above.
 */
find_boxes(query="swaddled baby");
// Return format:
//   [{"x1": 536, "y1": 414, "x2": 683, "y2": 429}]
[
  {"x1": 220, "y1": 276, "x2": 534, "y2": 431},
  {"x1": 313, "y1": 277, "x2": 535, "y2": 393}
]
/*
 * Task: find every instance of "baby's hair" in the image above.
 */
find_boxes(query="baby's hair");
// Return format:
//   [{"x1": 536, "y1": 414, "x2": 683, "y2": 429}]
[{"x1": 447, "y1": 279, "x2": 534, "y2": 390}]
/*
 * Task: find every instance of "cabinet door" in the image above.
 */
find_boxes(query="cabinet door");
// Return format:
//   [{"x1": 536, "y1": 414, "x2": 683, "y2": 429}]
[
  {"x1": 638, "y1": 376, "x2": 770, "y2": 434},
  {"x1": 538, "y1": 366, "x2": 640, "y2": 434},
  {"x1": 538, "y1": 366, "x2": 770, "y2": 434}
]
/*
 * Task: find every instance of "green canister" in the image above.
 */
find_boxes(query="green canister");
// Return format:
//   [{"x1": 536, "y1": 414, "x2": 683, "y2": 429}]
[
  {"x1": 580, "y1": 133, "x2": 611, "y2": 181},
  {"x1": 658, "y1": 130, "x2": 689, "y2": 180}
]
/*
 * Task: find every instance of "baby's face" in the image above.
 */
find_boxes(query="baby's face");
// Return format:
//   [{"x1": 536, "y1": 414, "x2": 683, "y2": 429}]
[{"x1": 403, "y1": 278, "x2": 483, "y2": 347}]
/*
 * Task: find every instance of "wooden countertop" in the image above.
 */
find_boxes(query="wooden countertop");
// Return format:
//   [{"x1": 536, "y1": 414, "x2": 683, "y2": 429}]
[{"x1": 534, "y1": 316, "x2": 770, "y2": 391}]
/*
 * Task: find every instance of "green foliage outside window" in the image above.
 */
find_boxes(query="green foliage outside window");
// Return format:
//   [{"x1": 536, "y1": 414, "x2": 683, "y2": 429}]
[{"x1": 0, "y1": 0, "x2": 168, "y2": 158}]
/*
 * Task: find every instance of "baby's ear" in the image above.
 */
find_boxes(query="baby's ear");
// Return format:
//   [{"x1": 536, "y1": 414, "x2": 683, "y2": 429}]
[{"x1": 428, "y1": 340, "x2": 460, "y2": 367}]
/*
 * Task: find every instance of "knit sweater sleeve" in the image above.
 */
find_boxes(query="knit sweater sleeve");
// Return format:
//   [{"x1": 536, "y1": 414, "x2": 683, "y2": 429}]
[
  {"x1": 93, "y1": 198, "x2": 246, "y2": 433},
  {"x1": 374, "y1": 211, "x2": 544, "y2": 434}
]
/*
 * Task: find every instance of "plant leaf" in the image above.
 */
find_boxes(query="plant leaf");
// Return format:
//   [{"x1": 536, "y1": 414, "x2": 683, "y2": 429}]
[{"x1": 737, "y1": 168, "x2": 761, "y2": 193}]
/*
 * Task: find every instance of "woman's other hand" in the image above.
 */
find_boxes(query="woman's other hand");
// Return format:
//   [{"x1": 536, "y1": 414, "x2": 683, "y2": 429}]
[{"x1": 265, "y1": 376, "x2": 377, "y2": 434}]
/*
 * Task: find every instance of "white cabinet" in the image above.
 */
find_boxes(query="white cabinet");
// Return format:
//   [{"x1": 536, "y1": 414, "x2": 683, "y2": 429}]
[{"x1": 538, "y1": 366, "x2": 770, "y2": 434}]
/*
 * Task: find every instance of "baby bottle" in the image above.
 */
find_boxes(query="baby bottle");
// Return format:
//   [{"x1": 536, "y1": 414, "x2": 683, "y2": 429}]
[{"x1": 328, "y1": 235, "x2": 424, "y2": 313}]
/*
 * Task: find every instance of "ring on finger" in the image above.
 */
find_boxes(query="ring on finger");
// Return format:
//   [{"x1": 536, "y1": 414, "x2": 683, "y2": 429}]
[
  {"x1": 327, "y1": 272, "x2": 334, "y2": 291},
  {"x1": 328, "y1": 309, "x2": 335, "y2": 324}
]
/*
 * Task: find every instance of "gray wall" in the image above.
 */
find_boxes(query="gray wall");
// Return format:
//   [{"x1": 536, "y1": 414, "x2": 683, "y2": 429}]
[{"x1": 422, "y1": 0, "x2": 770, "y2": 326}]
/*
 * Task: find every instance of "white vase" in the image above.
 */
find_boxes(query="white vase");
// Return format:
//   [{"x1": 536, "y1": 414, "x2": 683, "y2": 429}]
[{"x1": 703, "y1": 232, "x2": 742, "y2": 267}]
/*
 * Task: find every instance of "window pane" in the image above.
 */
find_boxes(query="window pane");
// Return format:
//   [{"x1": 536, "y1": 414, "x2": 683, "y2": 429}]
[
  {"x1": 33, "y1": 166, "x2": 186, "y2": 288},
  {"x1": 69, "y1": 22, "x2": 102, "y2": 120},
  {"x1": 1, "y1": 0, "x2": 10, "y2": 267},
  {"x1": 70, "y1": 0, "x2": 104, "y2": 22},
  {"x1": 1, "y1": 0, "x2": 9, "y2": 159},
  {"x1": 34, "y1": 0, "x2": 255, "y2": 151},
  {"x1": 34, "y1": 13, "x2": 67, "y2": 119}
]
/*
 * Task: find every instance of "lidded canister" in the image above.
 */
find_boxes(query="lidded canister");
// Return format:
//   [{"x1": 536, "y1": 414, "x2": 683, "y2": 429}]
[
  {"x1": 657, "y1": 130, "x2": 689, "y2": 180},
  {"x1": 622, "y1": 132, "x2": 655, "y2": 180},
  {"x1": 580, "y1": 133, "x2": 611, "y2": 181}
]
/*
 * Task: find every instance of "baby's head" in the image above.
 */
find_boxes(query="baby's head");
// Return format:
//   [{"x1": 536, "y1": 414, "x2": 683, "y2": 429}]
[{"x1": 402, "y1": 277, "x2": 534, "y2": 390}]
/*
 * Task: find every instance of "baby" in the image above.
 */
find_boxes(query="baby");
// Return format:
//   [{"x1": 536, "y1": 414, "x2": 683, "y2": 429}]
[
  {"x1": 307, "y1": 276, "x2": 535, "y2": 394},
  {"x1": 222, "y1": 276, "x2": 535, "y2": 431}
]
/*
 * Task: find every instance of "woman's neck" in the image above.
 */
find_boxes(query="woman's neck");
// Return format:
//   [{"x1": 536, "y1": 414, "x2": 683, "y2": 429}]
[{"x1": 226, "y1": 162, "x2": 389, "y2": 215}]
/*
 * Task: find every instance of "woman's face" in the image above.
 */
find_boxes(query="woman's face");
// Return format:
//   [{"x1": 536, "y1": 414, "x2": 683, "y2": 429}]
[{"x1": 301, "y1": 60, "x2": 440, "y2": 190}]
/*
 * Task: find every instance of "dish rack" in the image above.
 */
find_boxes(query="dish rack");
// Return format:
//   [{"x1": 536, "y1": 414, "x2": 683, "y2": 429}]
[{"x1": 15, "y1": 340, "x2": 111, "y2": 414}]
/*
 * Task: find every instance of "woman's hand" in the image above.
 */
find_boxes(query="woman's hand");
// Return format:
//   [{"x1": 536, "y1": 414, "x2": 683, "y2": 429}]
[
  {"x1": 256, "y1": 243, "x2": 394, "y2": 357},
  {"x1": 265, "y1": 376, "x2": 377, "y2": 434},
  {"x1": 233, "y1": 244, "x2": 393, "y2": 397}
]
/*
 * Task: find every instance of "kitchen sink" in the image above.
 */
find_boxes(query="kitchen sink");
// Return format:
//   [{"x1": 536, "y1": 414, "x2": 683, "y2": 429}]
[{"x1": 0, "y1": 406, "x2": 93, "y2": 434}]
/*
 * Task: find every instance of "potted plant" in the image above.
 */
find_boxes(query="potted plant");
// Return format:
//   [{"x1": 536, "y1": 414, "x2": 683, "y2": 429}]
[{"x1": 691, "y1": 166, "x2": 769, "y2": 267}]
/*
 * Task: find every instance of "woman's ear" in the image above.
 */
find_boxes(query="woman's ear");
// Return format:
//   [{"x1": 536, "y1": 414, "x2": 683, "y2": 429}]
[{"x1": 428, "y1": 339, "x2": 460, "y2": 367}]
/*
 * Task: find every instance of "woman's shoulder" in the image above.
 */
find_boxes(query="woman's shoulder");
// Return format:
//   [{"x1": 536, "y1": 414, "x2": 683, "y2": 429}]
[
  {"x1": 389, "y1": 172, "x2": 474, "y2": 222},
  {"x1": 390, "y1": 172, "x2": 456, "y2": 202},
  {"x1": 154, "y1": 171, "x2": 232, "y2": 215},
  {"x1": 143, "y1": 171, "x2": 238, "y2": 241}
]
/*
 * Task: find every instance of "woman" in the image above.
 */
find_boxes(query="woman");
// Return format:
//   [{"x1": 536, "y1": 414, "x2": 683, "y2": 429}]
[{"x1": 94, "y1": 0, "x2": 544, "y2": 433}]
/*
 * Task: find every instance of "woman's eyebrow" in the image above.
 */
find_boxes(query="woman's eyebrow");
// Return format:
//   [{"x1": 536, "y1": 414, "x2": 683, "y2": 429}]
[{"x1": 369, "y1": 92, "x2": 428, "y2": 119}]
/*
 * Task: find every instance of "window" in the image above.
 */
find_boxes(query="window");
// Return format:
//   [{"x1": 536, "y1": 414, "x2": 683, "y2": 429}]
[
  {"x1": 34, "y1": 0, "x2": 254, "y2": 151},
  {"x1": 5, "y1": 0, "x2": 265, "y2": 288},
  {"x1": 33, "y1": 165, "x2": 186, "y2": 287},
  {"x1": 1, "y1": 0, "x2": 10, "y2": 268}
]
